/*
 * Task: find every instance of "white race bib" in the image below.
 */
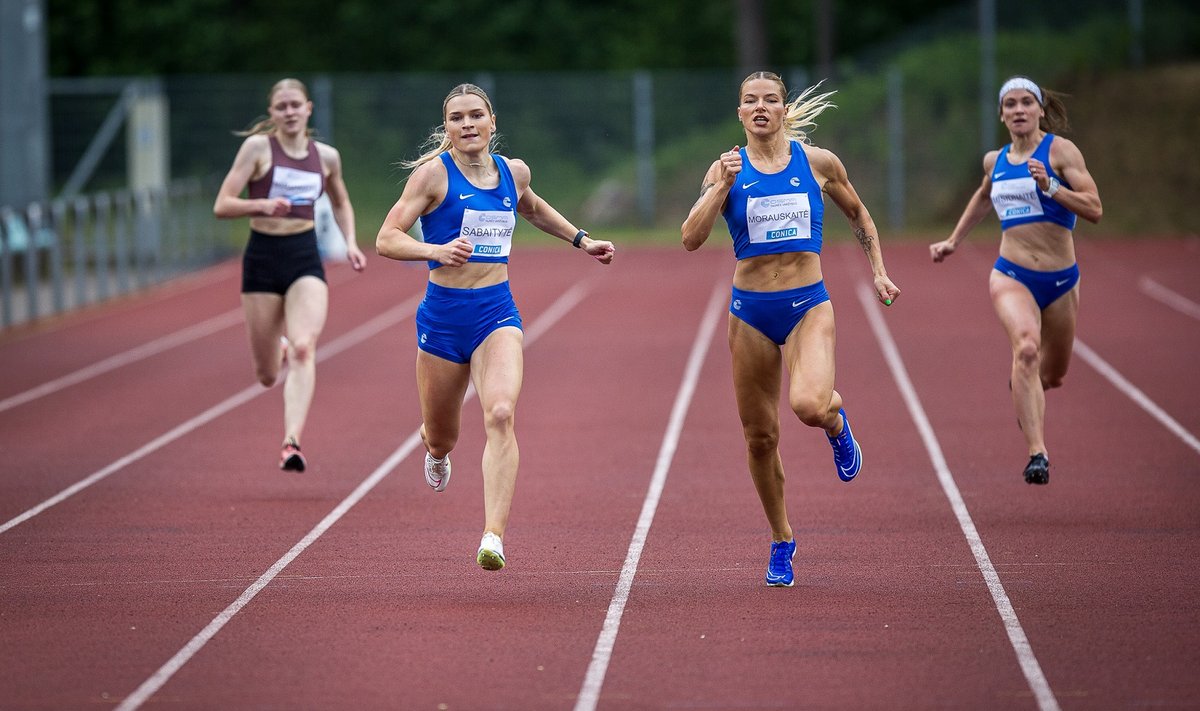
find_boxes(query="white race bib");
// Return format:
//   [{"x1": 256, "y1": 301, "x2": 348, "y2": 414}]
[
  {"x1": 991, "y1": 176, "x2": 1044, "y2": 221},
  {"x1": 268, "y1": 166, "x2": 322, "y2": 203},
  {"x1": 746, "y1": 193, "x2": 812, "y2": 244},
  {"x1": 460, "y1": 209, "x2": 516, "y2": 258}
]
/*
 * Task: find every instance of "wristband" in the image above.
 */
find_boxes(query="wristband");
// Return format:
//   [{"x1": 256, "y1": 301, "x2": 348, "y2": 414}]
[
  {"x1": 572, "y1": 229, "x2": 588, "y2": 248},
  {"x1": 1045, "y1": 177, "x2": 1060, "y2": 197}
]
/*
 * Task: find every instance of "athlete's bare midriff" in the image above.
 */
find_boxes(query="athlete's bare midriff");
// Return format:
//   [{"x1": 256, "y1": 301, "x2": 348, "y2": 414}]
[
  {"x1": 249, "y1": 216, "x2": 316, "y2": 236},
  {"x1": 733, "y1": 251, "x2": 823, "y2": 292},
  {"x1": 999, "y1": 221, "x2": 1076, "y2": 271},
  {"x1": 430, "y1": 261, "x2": 510, "y2": 289}
]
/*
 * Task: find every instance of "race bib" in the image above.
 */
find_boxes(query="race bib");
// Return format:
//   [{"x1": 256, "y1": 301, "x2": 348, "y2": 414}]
[
  {"x1": 460, "y1": 209, "x2": 516, "y2": 257},
  {"x1": 268, "y1": 166, "x2": 322, "y2": 203},
  {"x1": 991, "y1": 177, "x2": 1044, "y2": 221},
  {"x1": 746, "y1": 193, "x2": 812, "y2": 244}
]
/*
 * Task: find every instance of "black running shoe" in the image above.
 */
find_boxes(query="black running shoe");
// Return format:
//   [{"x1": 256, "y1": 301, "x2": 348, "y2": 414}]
[
  {"x1": 1023, "y1": 453, "x2": 1049, "y2": 485},
  {"x1": 280, "y1": 441, "x2": 306, "y2": 472}
]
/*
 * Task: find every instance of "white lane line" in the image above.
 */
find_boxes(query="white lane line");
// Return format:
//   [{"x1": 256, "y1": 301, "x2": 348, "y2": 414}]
[
  {"x1": 856, "y1": 284, "x2": 1061, "y2": 711},
  {"x1": 0, "y1": 265, "x2": 360, "y2": 413},
  {"x1": 0, "y1": 309, "x2": 244, "y2": 413},
  {"x1": 0, "y1": 293, "x2": 422, "y2": 536},
  {"x1": 1073, "y1": 338, "x2": 1200, "y2": 456},
  {"x1": 114, "y1": 281, "x2": 591, "y2": 711},
  {"x1": 574, "y1": 281, "x2": 725, "y2": 711},
  {"x1": 1139, "y1": 277, "x2": 1200, "y2": 322}
]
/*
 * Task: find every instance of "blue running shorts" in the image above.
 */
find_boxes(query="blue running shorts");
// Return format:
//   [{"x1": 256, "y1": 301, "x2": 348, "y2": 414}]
[
  {"x1": 415, "y1": 281, "x2": 522, "y2": 364},
  {"x1": 730, "y1": 281, "x2": 831, "y2": 345},
  {"x1": 993, "y1": 256, "x2": 1080, "y2": 310}
]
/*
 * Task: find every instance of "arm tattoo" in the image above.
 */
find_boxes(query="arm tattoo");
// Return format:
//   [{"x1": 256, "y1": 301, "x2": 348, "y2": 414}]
[
  {"x1": 699, "y1": 182, "x2": 715, "y2": 196},
  {"x1": 854, "y1": 227, "x2": 876, "y2": 255}
]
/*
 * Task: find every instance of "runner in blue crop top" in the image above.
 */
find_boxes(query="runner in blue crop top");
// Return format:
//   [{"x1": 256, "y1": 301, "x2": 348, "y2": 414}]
[
  {"x1": 682, "y1": 71, "x2": 900, "y2": 588},
  {"x1": 930, "y1": 75, "x2": 1103, "y2": 486},
  {"x1": 376, "y1": 83, "x2": 615, "y2": 573},
  {"x1": 722, "y1": 140, "x2": 825, "y2": 259},
  {"x1": 420, "y1": 151, "x2": 519, "y2": 270}
]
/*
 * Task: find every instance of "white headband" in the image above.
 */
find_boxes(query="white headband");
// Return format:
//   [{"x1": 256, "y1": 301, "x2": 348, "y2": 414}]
[{"x1": 998, "y1": 77, "x2": 1043, "y2": 106}]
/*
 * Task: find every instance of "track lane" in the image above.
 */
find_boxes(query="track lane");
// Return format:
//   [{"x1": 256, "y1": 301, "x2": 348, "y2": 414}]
[
  {"x1": 864, "y1": 240, "x2": 1200, "y2": 710},
  {"x1": 1, "y1": 240, "x2": 1196, "y2": 709}
]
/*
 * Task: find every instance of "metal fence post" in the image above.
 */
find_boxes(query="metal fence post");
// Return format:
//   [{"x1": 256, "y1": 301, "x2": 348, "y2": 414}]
[
  {"x1": 0, "y1": 207, "x2": 13, "y2": 327},
  {"x1": 887, "y1": 65, "x2": 905, "y2": 232},
  {"x1": 633, "y1": 71, "x2": 655, "y2": 225}
]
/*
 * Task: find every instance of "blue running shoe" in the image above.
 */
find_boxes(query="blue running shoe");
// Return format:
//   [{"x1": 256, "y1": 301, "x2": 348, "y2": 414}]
[
  {"x1": 765, "y1": 539, "x2": 796, "y2": 587},
  {"x1": 828, "y1": 408, "x2": 862, "y2": 482}
]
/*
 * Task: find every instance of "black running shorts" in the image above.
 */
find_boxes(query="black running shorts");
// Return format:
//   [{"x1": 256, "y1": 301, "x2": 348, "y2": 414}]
[{"x1": 241, "y1": 228, "x2": 326, "y2": 295}]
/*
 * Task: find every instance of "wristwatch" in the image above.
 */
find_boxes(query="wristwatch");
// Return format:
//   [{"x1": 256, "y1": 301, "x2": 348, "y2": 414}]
[
  {"x1": 1045, "y1": 177, "x2": 1060, "y2": 197},
  {"x1": 572, "y1": 229, "x2": 588, "y2": 248}
]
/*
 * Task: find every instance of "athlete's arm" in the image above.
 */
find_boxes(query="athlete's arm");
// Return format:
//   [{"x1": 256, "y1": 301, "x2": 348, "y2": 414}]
[
  {"x1": 213, "y1": 135, "x2": 290, "y2": 219},
  {"x1": 376, "y1": 160, "x2": 471, "y2": 267},
  {"x1": 681, "y1": 148, "x2": 740, "y2": 251},
  {"x1": 1042, "y1": 136, "x2": 1102, "y2": 224},
  {"x1": 931, "y1": 151, "x2": 999, "y2": 262},
  {"x1": 814, "y1": 147, "x2": 899, "y2": 304},
  {"x1": 319, "y1": 143, "x2": 366, "y2": 271},
  {"x1": 511, "y1": 158, "x2": 615, "y2": 263}
]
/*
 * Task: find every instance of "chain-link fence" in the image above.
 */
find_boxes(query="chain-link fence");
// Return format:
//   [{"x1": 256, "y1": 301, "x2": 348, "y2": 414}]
[{"x1": 2, "y1": 0, "x2": 1195, "y2": 329}]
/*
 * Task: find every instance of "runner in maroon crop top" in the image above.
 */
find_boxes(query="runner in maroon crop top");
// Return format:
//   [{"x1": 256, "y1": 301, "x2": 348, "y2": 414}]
[{"x1": 214, "y1": 77, "x2": 367, "y2": 473}]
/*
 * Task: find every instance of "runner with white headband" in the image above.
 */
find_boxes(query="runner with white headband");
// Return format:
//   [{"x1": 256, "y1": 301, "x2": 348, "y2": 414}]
[{"x1": 929, "y1": 76, "x2": 1103, "y2": 486}]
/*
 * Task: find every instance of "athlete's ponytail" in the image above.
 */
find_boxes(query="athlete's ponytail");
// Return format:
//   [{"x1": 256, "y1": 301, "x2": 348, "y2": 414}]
[{"x1": 739, "y1": 71, "x2": 837, "y2": 144}]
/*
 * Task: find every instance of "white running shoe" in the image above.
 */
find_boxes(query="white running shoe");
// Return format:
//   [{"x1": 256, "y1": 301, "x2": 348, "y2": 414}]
[
  {"x1": 476, "y1": 532, "x2": 506, "y2": 571},
  {"x1": 424, "y1": 452, "x2": 451, "y2": 492}
]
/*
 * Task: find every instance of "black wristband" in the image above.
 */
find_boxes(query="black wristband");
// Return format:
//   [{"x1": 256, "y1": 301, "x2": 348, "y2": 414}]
[{"x1": 572, "y1": 229, "x2": 588, "y2": 248}]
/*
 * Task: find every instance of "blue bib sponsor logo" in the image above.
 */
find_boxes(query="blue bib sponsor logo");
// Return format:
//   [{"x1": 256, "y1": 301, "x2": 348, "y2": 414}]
[
  {"x1": 474, "y1": 244, "x2": 503, "y2": 255},
  {"x1": 766, "y1": 227, "x2": 799, "y2": 241},
  {"x1": 1005, "y1": 206, "x2": 1032, "y2": 218}
]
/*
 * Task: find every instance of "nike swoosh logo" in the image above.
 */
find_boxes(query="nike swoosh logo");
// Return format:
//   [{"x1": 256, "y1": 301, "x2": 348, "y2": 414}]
[
  {"x1": 496, "y1": 316, "x2": 516, "y2": 324},
  {"x1": 838, "y1": 442, "x2": 860, "y2": 479},
  {"x1": 459, "y1": 193, "x2": 475, "y2": 200},
  {"x1": 792, "y1": 298, "x2": 811, "y2": 308},
  {"x1": 1055, "y1": 279, "x2": 1071, "y2": 286},
  {"x1": 993, "y1": 171, "x2": 1006, "y2": 178},
  {"x1": 742, "y1": 181, "x2": 759, "y2": 189}
]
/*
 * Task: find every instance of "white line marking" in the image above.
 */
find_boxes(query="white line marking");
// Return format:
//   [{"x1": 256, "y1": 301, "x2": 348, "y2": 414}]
[
  {"x1": 1139, "y1": 277, "x2": 1200, "y2": 322},
  {"x1": 113, "y1": 282, "x2": 591, "y2": 711},
  {"x1": 856, "y1": 284, "x2": 1061, "y2": 711},
  {"x1": 0, "y1": 294, "x2": 423, "y2": 536},
  {"x1": 0, "y1": 309, "x2": 244, "y2": 413},
  {"x1": 574, "y1": 281, "x2": 725, "y2": 711},
  {"x1": 1073, "y1": 338, "x2": 1200, "y2": 456},
  {"x1": 0, "y1": 265, "x2": 360, "y2": 413}
]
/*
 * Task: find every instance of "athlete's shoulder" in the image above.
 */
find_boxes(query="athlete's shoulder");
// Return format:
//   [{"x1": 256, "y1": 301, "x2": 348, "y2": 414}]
[
  {"x1": 313, "y1": 140, "x2": 341, "y2": 164},
  {"x1": 499, "y1": 155, "x2": 531, "y2": 186},
  {"x1": 239, "y1": 132, "x2": 271, "y2": 153},
  {"x1": 982, "y1": 149, "x2": 1003, "y2": 173},
  {"x1": 407, "y1": 154, "x2": 450, "y2": 193},
  {"x1": 800, "y1": 142, "x2": 843, "y2": 181},
  {"x1": 1046, "y1": 133, "x2": 1081, "y2": 155}
]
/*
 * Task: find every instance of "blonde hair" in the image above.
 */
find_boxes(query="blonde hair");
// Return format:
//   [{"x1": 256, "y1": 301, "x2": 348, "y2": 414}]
[
  {"x1": 236, "y1": 78, "x2": 315, "y2": 137},
  {"x1": 740, "y1": 71, "x2": 837, "y2": 144},
  {"x1": 402, "y1": 84, "x2": 501, "y2": 170}
]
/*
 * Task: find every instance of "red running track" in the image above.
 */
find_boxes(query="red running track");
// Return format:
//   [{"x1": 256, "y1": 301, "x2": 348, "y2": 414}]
[{"x1": 0, "y1": 236, "x2": 1197, "y2": 710}]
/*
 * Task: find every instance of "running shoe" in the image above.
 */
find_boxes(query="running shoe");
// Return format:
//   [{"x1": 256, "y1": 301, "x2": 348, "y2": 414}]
[
  {"x1": 765, "y1": 539, "x2": 796, "y2": 587},
  {"x1": 1023, "y1": 453, "x2": 1050, "y2": 485},
  {"x1": 280, "y1": 440, "x2": 306, "y2": 472},
  {"x1": 477, "y1": 531, "x2": 506, "y2": 571},
  {"x1": 424, "y1": 452, "x2": 451, "y2": 492},
  {"x1": 828, "y1": 408, "x2": 862, "y2": 482}
]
